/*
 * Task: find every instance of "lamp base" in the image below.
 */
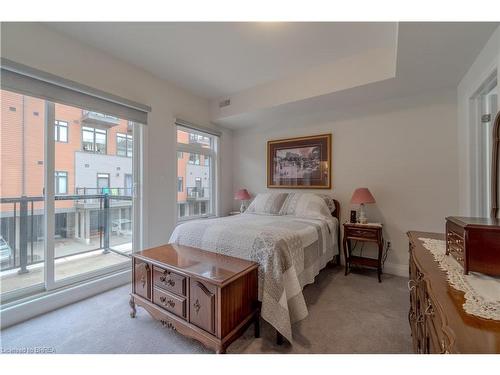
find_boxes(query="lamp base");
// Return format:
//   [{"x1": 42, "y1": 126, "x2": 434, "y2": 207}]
[
  {"x1": 358, "y1": 203, "x2": 368, "y2": 224},
  {"x1": 240, "y1": 201, "x2": 247, "y2": 213}
]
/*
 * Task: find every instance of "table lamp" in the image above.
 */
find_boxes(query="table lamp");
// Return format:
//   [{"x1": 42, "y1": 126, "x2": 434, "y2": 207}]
[
  {"x1": 234, "y1": 189, "x2": 251, "y2": 213},
  {"x1": 350, "y1": 188, "x2": 376, "y2": 224}
]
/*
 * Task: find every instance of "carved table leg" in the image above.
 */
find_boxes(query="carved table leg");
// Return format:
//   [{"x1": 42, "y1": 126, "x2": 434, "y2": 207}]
[
  {"x1": 343, "y1": 237, "x2": 350, "y2": 276},
  {"x1": 129, "y1": 295, "x2": 136, "y2": 318}
]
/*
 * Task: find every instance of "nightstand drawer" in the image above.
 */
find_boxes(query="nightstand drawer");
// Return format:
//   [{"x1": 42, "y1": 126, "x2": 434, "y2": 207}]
[{"x1": 346, "y1": 227, "x2": 379, "y2": 240}]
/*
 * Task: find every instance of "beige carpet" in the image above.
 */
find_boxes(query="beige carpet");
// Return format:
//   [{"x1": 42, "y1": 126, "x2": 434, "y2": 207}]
[{"x1": 0, "y1": 266, "x2": 412, "y2": 354}]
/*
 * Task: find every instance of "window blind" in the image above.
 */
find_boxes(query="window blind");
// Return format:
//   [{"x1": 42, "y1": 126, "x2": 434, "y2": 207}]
[
  {"x1": 1, "y1": 58, "x2": 151, "y2": 124},
  {"x1": 175, "y1": 118, "x2": 222, "y2": 137}
]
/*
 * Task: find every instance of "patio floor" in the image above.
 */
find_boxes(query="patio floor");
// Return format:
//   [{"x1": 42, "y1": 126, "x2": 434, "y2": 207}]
[{"x1": 1, "y1": 243, "x2": 131, "y2": 295}]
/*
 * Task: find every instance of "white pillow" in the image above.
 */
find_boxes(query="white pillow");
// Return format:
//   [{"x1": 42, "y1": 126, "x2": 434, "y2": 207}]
[
  {"x1": 279, "y1": 193, "x2": 332, "y2": 219},
  {"x1": 244, "y1": 192, "x2": 288, "y2": 215}
]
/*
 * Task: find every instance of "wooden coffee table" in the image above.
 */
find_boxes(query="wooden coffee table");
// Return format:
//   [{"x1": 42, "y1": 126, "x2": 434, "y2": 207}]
[{"x1": 129, "y1": 243, "x2": 260, "y2": 354}]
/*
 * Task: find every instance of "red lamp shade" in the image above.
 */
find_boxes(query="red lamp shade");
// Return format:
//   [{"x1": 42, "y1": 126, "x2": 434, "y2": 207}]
[
  {"x1": 234, "y1": 189, "x2": 251, "y2": 201},
  {"x1": 350, "y1": 188, "x2": 376, "y2": 205}
]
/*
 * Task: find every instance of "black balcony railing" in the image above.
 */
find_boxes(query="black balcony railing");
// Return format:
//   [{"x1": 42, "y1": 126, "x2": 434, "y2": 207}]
[{"x1": 0, "y1": 192, "x2": 132, "y2": 274}]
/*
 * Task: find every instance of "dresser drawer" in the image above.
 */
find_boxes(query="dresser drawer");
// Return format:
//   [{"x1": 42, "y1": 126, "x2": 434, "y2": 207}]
[
  {"x1": 346, "y1": 227, "x2": 378, "y2": 240},
  {"x1": 153, "y1": 266, "x2": 187, "y2": 296},
  {"x1": 153, "y1": 287, "x2": 187, "y2": 319}
]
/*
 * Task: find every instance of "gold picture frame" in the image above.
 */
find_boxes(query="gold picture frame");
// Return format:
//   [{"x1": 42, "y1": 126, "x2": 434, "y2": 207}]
[{"x1": 267, "y1": 133, "x2": 331, "y2": 189}]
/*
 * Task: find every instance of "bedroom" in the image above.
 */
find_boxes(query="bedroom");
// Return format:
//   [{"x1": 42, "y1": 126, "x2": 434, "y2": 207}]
[{"x1": 1, "y1": 1, "x2": 500, "y2": 373}]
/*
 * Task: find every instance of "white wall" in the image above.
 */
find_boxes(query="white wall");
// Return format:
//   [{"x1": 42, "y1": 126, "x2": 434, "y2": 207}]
[
  {"x1": 0, "y1": 22, "x2": 234, "y2": 248},
  {"x1": 231, "y1": 90, "x2": 459, "y2": 275},
  {"x1": 457, "y1": 26, "x2": 500, "y2": 216}
]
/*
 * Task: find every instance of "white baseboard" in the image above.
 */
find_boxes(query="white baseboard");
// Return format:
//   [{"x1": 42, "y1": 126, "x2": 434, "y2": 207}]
[
  {"x1": 0, "y1": 269, "x2": 131, "y2": 329},
  {"x1": 383, "y1": 262, "x2": 408, "y2": 278}
]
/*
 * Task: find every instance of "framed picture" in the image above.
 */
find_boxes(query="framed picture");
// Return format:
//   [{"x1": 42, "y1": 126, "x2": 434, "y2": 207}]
[{"x1": 267, "y1": 133, "x2": 331, "y2": 189}]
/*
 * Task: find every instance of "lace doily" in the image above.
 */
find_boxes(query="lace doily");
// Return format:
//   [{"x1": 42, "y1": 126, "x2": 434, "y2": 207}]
[{"x1": 418, "y1": 237, "x2": 500, "y2": 321}]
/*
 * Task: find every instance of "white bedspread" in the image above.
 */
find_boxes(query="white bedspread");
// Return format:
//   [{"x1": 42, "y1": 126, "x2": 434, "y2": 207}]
[{"x1": 169, "y1": 213, "x2": 339, "y2": 342}]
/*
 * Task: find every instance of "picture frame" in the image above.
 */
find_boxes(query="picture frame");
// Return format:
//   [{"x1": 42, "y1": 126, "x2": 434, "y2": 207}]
[{"x1": 267, "y1": 133, "x2": 331, "y2": 189}]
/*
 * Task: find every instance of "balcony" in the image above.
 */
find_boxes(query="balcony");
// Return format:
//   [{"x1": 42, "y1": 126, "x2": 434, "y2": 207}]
[
  {"x1": 81, "y1": 110, "x2": 121, "y2": 127},
  {"x1": 0, "y1": 193, "x2": 132, "y2": 297},
  {"x1": 186, "y1": 187, "x2": 209, "y2": 201},
  {"x1": 74, "y1": 187, "x2": 132, "y2": 208}
]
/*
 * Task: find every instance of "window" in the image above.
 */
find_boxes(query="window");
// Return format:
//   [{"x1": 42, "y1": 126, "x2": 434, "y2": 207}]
[
  {"x1": 55, "y1": 171, "x2": 68, "y2": 194},
  {"x1": 117, "y1": 133, "x2": 133, "y2": 157},
  {"x1": 124, "y1": 174, "x2": 133, "y2": 196},
  {"x1": 188, "y1": 153, "x2": 200, "y2": 165},
  {"x1": 82, "y1": 126, "x2": 107, "y2": 154},
  {"x1": 97, "y1": 173, "x2": 110, "y2": 193},
  {"x1": 176, "y1": 125, "x2": 218, "y2": 220},
  {"x1": 54, "y1": 120, "x2": 68, "y2": 142}
]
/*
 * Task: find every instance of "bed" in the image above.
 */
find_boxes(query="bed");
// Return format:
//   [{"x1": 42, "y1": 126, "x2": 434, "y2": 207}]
[{"x1": 169, "y1": 192, "x2": 340, "y2": 343}]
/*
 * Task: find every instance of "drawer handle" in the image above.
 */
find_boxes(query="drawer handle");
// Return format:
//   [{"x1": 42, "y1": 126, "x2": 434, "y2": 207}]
[
  {"x1": 193, "y1": 299, "x2": 201, "y2": 314},
  {"x1": 159, "y1": 296, "x2": 176, "y2": 308},
  {"x1": 159, "y1": 276, "x2": 176, "y2": 287}
]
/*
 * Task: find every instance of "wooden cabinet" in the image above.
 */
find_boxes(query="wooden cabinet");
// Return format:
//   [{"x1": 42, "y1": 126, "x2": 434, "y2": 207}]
[
  {"x1": 129, "y1": 243, "x2": 259, "y2": 354},
  {"x1": 408, "y1": 231, "x2": 500, "y2": 354},
  {"x1": 445, "y1": 216, "x2": 500, "y2": 276}
]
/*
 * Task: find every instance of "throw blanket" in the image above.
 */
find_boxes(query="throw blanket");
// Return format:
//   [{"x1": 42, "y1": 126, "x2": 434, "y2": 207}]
[{"x1": 169, "y1": 213, "x2": 338, "y2": 342}]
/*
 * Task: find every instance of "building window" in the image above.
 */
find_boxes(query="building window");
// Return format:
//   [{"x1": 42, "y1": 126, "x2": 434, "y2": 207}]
[
  {"x1": 117, "y1": 133, "x2": 133, "y2": 157},
  {"x1": 179, "y1": 203, "x2": 186, "y2": 218},
  {"x1": 55, "y1": 120, "x2": 68, "y2": 142},
  {"x1": 82, "y1": 126, "x2": 107, "y2": 154},
  {"x1": 176, "y1": 125, "x2": 218, "y2": 220},
  {"x1": 97, "y1": 173, "x2": 110, "y2": 193},
  {"x1": 188, "y1": 153, "x2": 200, "y2": 165},
  {"x1": 55, "y1": 171, "x2": 68, "y2": 195}
]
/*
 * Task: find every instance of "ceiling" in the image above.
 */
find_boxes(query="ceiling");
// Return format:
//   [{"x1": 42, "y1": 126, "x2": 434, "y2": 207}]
[
  {"x1": 46, "y1": 22, "x2": 397, "y2": 98},
  {"x1": 45, "y1": 22, "x2": 498, "y2": 129},
  {"x1": 213, "y1": 22, "x2": 500, "y2": 128}
]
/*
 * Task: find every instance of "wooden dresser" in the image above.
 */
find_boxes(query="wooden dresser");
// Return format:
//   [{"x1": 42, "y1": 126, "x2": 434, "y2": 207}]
[
  {"x1": 407, "y1": 231, "x2": 500, "y2": 353},
  {"x1": 129, "y1": 243, "x2": 259, "y2": 354}
]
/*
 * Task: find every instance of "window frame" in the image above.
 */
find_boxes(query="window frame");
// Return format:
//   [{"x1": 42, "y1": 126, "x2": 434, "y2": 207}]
[
  {"x1": 175, "y1": 125, "x2": 218, "y2": 222},
  {"x1": 54, "y1": 171, "x2": 68, "y2": 195},
  {"x1": 96, "y1": 172, "x2": 110, "y2": 192},
  {"x1": 116, "y1": 132, "x2": 133, "y2": 158},
  {"x1": 54, "y1": 120, "x2": 68, "y2": 143},
  {"x1": 177, "y1": 176, "x2": 184, "y2": 193},
  {"x1": 82, "y1": 126, "x2": 107, "y2": 154}
]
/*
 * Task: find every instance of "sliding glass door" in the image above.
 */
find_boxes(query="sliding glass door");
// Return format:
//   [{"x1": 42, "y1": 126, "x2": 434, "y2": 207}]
[
  {"x1": 0, "y1": 90, "x2": 46, "y2": 298},
  {"x1": 0, "y1": 88, "x2": 142, "y2": 301}
]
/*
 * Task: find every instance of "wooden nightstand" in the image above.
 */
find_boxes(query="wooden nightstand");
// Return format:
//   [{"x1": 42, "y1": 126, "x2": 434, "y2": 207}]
[{"x1": 343, "y1": 223, "x2": 384, "y2": 282}]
